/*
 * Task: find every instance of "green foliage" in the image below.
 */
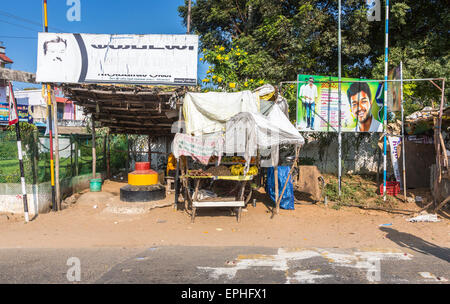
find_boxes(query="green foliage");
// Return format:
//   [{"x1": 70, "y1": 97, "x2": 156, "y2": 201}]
[
  {"x1": 369, "y1": 0, "x2": 449, "y2": 112},
  {"x1": 109, "y1": 134, "x2": 128, "y2": 174},
  {"x1": 324, "y1": 175, "x2": 379, "y2": 206},
  {"x1": 200, "y1": 43, "x2": 266, "y2": 91},
  {"x1": 5, "y1": 122, "x2": 37, "y2": 143},
  {"x1": 180, "y1": 0, "x2": 449, "y2": 111}
]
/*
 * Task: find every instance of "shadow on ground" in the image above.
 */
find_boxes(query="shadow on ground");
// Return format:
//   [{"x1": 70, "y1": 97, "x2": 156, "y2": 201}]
[{"x1": 380, "y1": 227, "x2": 450, "y2": 263}]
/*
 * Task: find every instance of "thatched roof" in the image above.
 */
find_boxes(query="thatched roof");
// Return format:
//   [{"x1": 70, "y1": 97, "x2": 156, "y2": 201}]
[{"x1": 62, "y1": 84, "x2": 190, "y2": 136}]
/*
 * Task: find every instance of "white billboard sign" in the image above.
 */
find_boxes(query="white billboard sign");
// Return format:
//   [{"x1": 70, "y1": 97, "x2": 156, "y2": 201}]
[{"x1": 36, "y1": 33, "x2": 198, "y2": 85}]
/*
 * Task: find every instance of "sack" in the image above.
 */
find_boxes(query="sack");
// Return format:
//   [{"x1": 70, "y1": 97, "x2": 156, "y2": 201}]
[{"x1": 265, "y1": 166, "x2": 294, "y2": 210}]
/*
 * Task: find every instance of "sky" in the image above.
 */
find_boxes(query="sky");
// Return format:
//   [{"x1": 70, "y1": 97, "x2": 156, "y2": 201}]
[{"x1": 0, "y1": 0, "x2": 207, "y2": 90}]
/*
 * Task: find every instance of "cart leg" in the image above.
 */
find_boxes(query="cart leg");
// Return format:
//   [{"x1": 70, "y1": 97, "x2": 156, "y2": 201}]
[
  {"x1": 239, "y1": 181, "x2": 247, "y2": 201},
  {"x1": 191, "y1": 207, "x2": 196, "y2": 223},
  {"x1": 237, "y1": 207, "x2": 242, "y2": 223}
]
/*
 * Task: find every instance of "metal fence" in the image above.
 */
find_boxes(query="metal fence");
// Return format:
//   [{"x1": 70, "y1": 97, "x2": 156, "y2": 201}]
[{"x1": 0, "y1": 130, "x2": 128, "y2": 185}]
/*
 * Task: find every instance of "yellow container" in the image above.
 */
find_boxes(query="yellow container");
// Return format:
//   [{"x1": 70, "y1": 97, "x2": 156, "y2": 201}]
[{"x1": 128, "y1": 170, "x2": 158, "y2": 186}]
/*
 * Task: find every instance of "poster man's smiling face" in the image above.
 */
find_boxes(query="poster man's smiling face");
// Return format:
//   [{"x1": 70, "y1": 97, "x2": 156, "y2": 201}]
[{"x1": 350, "y1": 90, "x2": 372, "y2": 123}]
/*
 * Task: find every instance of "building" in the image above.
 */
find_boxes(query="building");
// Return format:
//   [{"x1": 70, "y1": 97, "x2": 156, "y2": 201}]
[{"x1": 0, "y1": 42, "x2": 13, "y2": 69}]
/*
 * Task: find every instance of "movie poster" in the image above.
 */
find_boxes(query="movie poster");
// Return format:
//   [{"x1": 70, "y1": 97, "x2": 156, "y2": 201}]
[{"x1": 296, "y1": 74, "x2": 385, "y2": 132}]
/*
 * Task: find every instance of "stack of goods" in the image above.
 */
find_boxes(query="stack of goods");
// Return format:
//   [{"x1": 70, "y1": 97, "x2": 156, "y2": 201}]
[
  {"x1": 222, "y1": 156, "x2": 257, "y2": 164},
  {"x1": 188, "y1": 169, "x2": 212, "y2": 176},
  {"x1": 205, "y1": 165, "x2": 231, "y2": 176}
]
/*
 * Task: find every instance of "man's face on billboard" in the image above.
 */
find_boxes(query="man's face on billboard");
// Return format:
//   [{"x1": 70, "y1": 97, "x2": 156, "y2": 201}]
[
  {"x1": 350, "y1": 91, "x2": 372, "y2": 123},
  {"x1": 46, "y1": 42, "x2": 66, "y2": 62}
]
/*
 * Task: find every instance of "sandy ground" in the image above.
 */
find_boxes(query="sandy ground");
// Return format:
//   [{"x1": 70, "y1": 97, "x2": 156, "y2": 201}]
[{"x1": 0, "y1": 180, "x2": 448, "y2": 251}]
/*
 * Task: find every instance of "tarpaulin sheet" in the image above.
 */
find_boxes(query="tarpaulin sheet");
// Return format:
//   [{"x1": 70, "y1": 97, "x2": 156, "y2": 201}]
[
  {"x1": 225, "y1": 104, "x2": 304, "y2": 168},
  {"x1": 183, "y1": 91, "x2": 259, "y2": 136},
  {"x1": 266, "y1": 166, "x2": 294, "y2": 210}
]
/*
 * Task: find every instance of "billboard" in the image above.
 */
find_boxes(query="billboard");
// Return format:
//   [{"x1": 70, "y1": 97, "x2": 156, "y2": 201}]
[
  {"x1": 0, "y1": 104, "x2": 32, "y2": 124},
  {"x1": 296, "y1": 74, "x2": 385, "y2": 132},
  {"x1": 36, "y1": 33, "x2": 198, "y2": 85}
]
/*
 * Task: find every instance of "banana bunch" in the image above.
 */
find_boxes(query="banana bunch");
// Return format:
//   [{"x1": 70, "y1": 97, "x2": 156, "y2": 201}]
[
  {"x1": 230, "y1": 164, "x2": 244, "y2": 176},
  {"x1": 230, "y1": 165, "x2": 259, "y2": 176},
  {"x1": 247, "y1": 166, "x2": 258, "y2": 176}
]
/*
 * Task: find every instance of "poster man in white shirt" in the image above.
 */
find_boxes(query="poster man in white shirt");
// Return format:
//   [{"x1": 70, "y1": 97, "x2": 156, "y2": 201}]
[
  {"x1": 299, "y1": 77, "x2": 318, "y2": 130},
  {"x1": 347, "y1": 82, "x2": 381, "y2": 132}
]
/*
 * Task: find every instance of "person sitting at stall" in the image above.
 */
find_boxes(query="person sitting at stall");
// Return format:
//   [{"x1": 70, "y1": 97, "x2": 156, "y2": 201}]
[{"x1": 166, "y1": 152, "x2": 177, "y2": 177}]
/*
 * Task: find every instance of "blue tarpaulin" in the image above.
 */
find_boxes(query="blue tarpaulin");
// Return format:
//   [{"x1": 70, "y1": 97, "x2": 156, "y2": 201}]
[{"x1": 266, "y1": 166, "x2": 294, "y2": 210}]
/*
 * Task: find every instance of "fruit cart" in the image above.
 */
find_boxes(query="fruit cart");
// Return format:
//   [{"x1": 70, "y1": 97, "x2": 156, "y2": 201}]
[{"x1": 180, "y1": 159, "x2": 258, "y2": 223}]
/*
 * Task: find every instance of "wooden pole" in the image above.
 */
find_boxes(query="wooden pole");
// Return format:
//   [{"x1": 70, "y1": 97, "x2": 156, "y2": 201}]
[
  {"x1": 187, "y1": 0, "x2": 192, "y2": 34},
  {"x1": 106, "y1": 131, "x2": 111, "y2": 179},
  {"x1": 103, "y1": 134, "x2": 107, "y2": 174},
  {"x1": 91, "y1": 116, "x2": 96, "y2": 178},
  {"x1": 70, "y1": 135, "x2": 73, "y2": 176},
  {"x1": 438, "y1": 79, "x2": 446, "y2": 174},
  {"x1": 274, "y1": 166, "x2": 279, "y2": 214},
  {"x1": 148, "y1": 135, "x2": 152, "y2": 167},
  {"x1": 174, "y1": 103, "x2": 183, "y2": 210},
  {"x1": 51, "y1": 92, "x2": 61, "y2": 210},
  {"x1": 275, "y1": 146, "x2": 300, "y2": 213},
  {"x1": 74, "y1": 136, "x2": 79, "y2": 176},
  {"x1": 126, "y1": 134, "x2": 130, "y2": 174},
  {"x1": 32, "y1": 129, "x2": 39, "y2": 185},
  {"x1": 400, "y1": 61, "x2": 407, "y2": 200},
  {"x1": 434, "y1": 79, "x2": 446, "y2": 206},
  {"x1": 8, "y1": 83, "x2": 29, "y2": 222}
]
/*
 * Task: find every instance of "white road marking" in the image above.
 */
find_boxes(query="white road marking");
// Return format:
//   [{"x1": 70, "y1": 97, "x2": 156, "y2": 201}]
[{"x1": 197, "y1": 248, "x2": 415, "y2": 283}]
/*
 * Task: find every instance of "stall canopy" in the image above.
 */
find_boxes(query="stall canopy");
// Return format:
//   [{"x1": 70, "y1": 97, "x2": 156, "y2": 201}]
[
  {"x1": 63, "y1": 83, "x2": 186, "y2": 135},
  {"x1": 176, "y1": 90, "x2": 304, "y2": 170},
  {"x1": 183, "y1": 91, "x2": 259, "y2": 136},
  {"x1": 226, "y1": 104, "x2": 304, "y2": 167}
]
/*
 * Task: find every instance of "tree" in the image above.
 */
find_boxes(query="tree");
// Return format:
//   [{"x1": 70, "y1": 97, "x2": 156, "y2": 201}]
[
  {"x1": 179, "y1": 0, "x2": 449, "y2": 113},
  {"x1": 200, "y1": 43, "x2": 266, "y2": 91}
]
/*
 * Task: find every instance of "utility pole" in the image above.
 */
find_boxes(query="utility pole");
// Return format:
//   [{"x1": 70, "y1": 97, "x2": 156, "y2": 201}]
[
  {"x1": 43, "y1": 0, "x2": 57, "y2": 211},
  {"x1": 383, "y1": 0, "x2": 389, "y2": 201},
  {"x1": 8, "y1": 82, "x2": 29, "y2": 222},
  {"x1": 187, "y1": 0, "x2": 192, "y2": 34},
  {"x1": 338, "y1": 0, "x2": 342, "y2": 195}
]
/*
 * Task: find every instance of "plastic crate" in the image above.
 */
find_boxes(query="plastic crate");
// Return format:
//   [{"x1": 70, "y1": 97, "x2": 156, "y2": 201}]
[{"x1": 379, "y1": 181, "x2": 400, "y2": 196}]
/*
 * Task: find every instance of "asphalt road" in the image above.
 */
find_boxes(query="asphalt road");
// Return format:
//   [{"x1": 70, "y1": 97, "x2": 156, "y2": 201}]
[{"x1": 0, "y1": 246, "x2": 448, "y2": 284}]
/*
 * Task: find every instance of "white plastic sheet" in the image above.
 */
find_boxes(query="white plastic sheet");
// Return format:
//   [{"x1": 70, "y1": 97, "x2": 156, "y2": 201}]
[
  {"x1": 225, "y1": 104, "x2": 304, "y2": 168},
  {"x1": 183, "y1": 91, "x2": 259, "y2": 136}
]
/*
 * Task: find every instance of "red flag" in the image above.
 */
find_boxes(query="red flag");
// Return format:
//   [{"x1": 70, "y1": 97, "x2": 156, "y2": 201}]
[{"x1": 8, "y1": 82, "x2": 18, "y2": 126}]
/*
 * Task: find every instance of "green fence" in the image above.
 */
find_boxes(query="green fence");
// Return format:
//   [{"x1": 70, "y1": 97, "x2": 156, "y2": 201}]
[{"x1": 0, "y1": 129, "x2": 128, "y2": 185}]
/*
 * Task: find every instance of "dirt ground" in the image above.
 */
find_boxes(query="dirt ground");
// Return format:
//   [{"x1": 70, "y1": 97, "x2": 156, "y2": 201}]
[{"x1": 0, "y1": 179, "x2": 448, "y2": 251}]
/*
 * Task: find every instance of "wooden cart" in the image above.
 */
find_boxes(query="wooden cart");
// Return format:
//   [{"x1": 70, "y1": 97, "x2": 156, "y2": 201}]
[{"x1": 181, "y1": 174, "x2": 254, "y2": 223}]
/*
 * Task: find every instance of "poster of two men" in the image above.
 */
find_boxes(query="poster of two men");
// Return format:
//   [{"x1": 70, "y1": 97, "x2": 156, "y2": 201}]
[{"x1": 296, "y1": 74, "x2": 386, "y2": 132}]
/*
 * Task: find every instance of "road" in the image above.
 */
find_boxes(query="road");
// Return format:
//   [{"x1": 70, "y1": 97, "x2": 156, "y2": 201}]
[{"x1": 0, "y1": 246, "x2": 448, "y2": 284}]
